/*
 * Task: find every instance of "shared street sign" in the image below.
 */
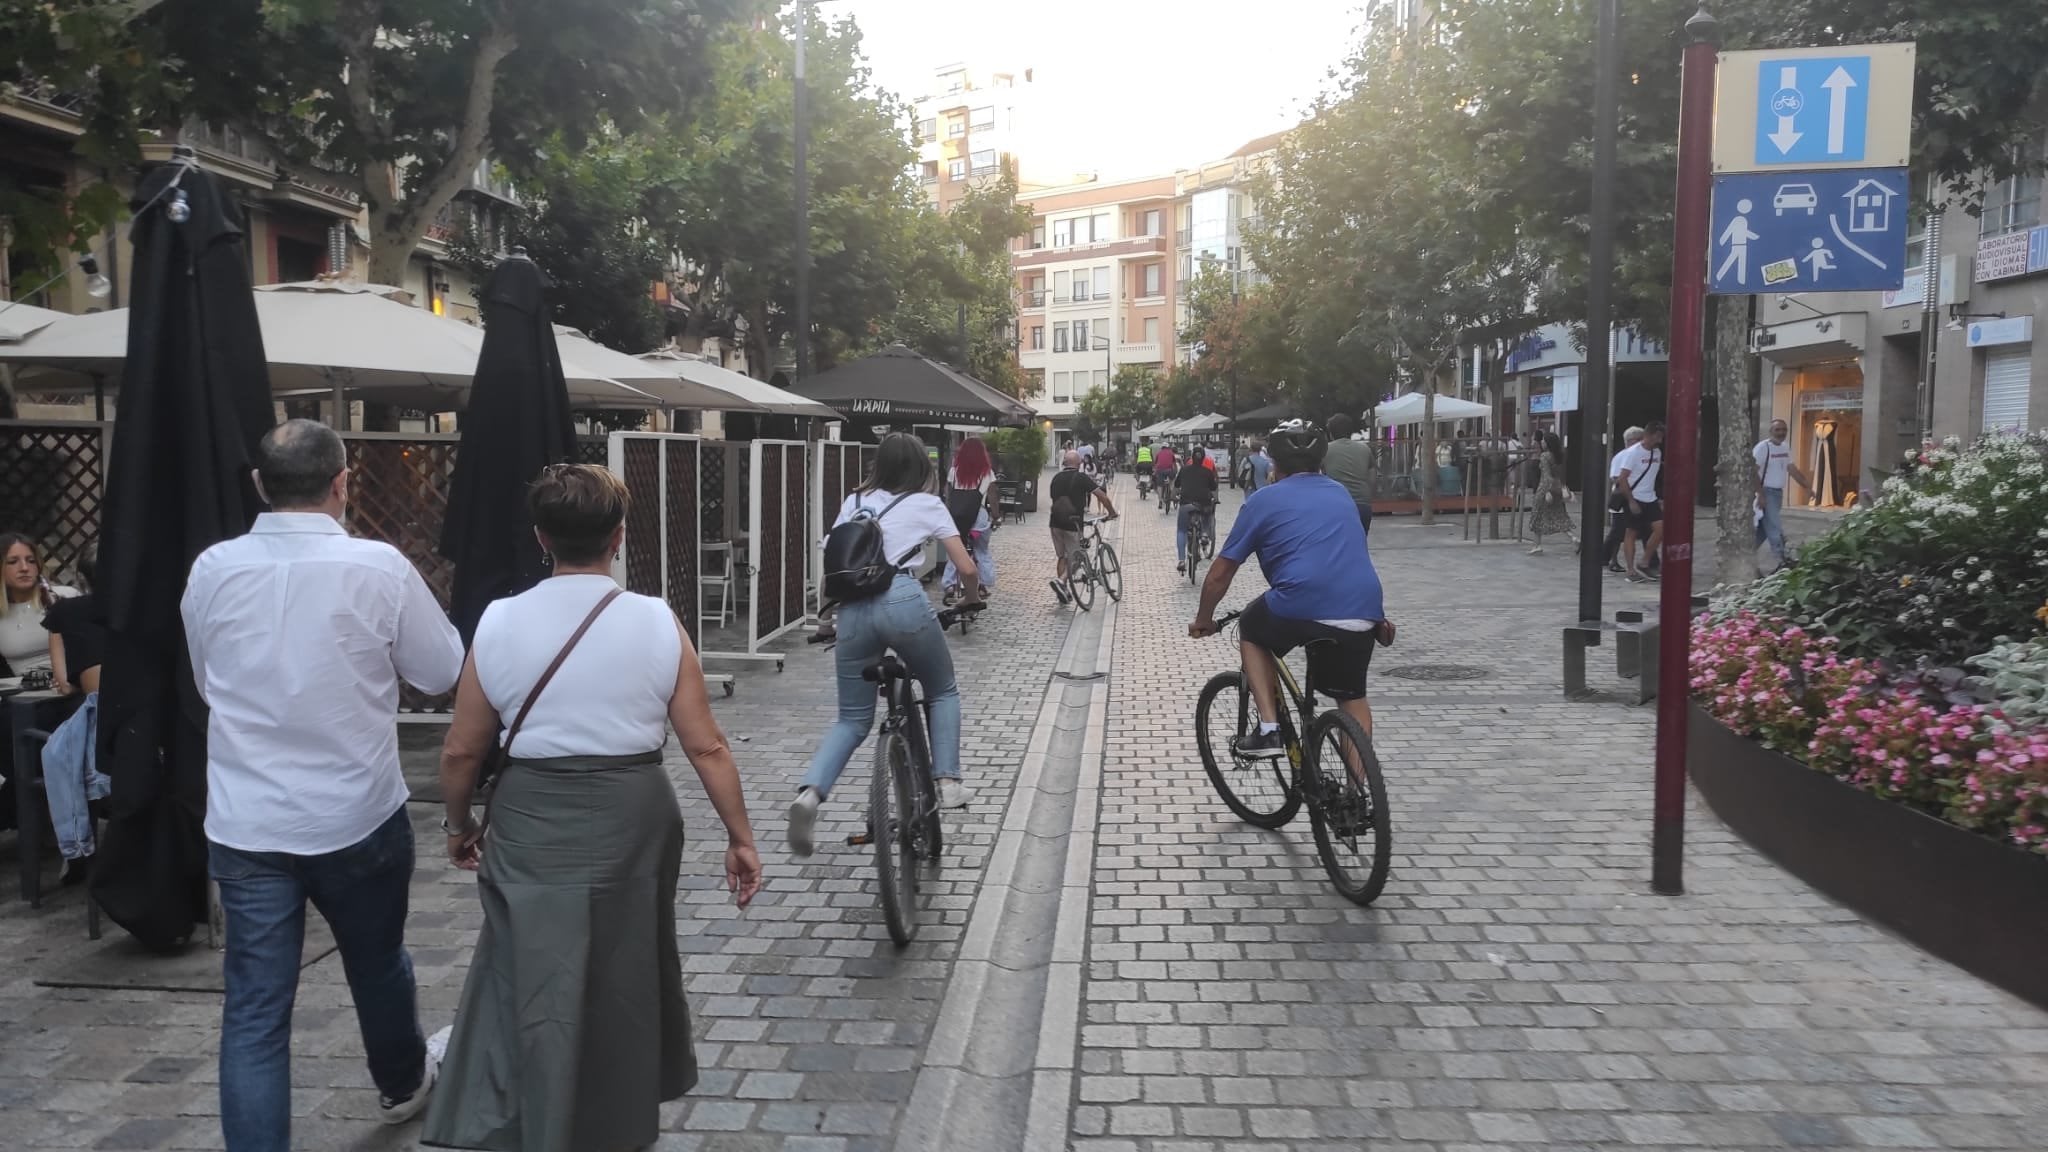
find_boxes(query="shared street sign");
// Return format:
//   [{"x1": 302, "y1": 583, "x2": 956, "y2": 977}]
[
  {"x1": 1712, "y1": 43, "x2": 1915, "y2": 174},
  {"x1": 1708, "y1": 167, "x2": 1909, "y2": 294}
]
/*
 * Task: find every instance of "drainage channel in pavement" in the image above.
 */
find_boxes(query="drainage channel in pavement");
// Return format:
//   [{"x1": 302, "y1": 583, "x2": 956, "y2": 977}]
[{"x1": 893, "y1": 493, "x2": 1121, "y2": 1152}]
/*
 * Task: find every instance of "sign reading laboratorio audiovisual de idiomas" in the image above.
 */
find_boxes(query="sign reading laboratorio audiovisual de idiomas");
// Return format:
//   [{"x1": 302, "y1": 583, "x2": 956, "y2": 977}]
[{"x1": 1707, "y1": 42, "x2": 1916, "y2": 295}]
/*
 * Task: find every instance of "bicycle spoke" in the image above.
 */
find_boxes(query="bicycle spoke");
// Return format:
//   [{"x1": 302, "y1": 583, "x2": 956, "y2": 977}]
[{"x1": 1306, "y1": 712, "x2": 1392, "y2": 906}]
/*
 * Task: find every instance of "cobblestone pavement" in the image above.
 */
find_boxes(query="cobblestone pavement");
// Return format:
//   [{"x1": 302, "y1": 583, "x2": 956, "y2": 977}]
[
  {"x1": 1078, "y1": 486, "x2": 2048, "y2": 1151},
  {"x1": 0, "y1": 516, "x2": 1074, "y2": 1152},
  {"x1": 4, "y1": 477, "x2": 2044, "y2": 1152}
]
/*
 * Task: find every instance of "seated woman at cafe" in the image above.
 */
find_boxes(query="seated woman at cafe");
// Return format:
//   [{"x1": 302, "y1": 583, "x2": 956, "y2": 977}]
[{"x1": 1, "y1": 532, "x2": 77, "y2": 677}]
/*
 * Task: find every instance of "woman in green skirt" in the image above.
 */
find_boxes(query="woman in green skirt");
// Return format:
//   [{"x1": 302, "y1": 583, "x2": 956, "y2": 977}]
[{"x1": 423, "y1": 464, "x2": 762, "y2": 1152}]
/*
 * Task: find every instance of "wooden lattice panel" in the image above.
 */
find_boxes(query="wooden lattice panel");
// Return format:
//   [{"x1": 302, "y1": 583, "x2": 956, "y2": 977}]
[
  {"x1": 0, "y1": 423, "x2": 108, "y2": 579},
  {"x1": 343, "y1": 440, "x2": 457, "y2": 608},
  {"x1": 663, "y1": 439, "x2": 700, "y2": 642},
  {"x1": 756, "y1": 444, "x2": 787, "y2": 637},
  {"x1": 620, "y1": 438, "x2": 662, "y2": 600},
  {"x1": 781, "y1": 444, "x2": 806, "y2": 628}
]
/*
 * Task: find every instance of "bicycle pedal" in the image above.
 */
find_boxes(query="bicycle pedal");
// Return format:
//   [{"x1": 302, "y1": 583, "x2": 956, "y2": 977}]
[{"x1": 845, "y1": 833, "x2": 873, "y2": 846}]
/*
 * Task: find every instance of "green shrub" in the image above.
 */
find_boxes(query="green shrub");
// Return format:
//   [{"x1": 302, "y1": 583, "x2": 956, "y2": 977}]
[
  {"x1": 985, "y1": 426, "x2": 1047, "y2": 478},
  {"x1": 1969, "y1": 636, "x2": 2048, "y2": 729}
]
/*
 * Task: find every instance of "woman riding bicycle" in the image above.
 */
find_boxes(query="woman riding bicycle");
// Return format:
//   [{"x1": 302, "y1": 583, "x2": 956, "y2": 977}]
[{"x1": 792, "y1": 434, "x2": 982, "y2": 855}]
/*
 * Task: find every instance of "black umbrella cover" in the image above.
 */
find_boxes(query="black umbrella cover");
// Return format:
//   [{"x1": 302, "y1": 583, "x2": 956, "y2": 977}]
[
  {"x1": 440, "y1": 254, "x2": 577, "y2": 643},
  {"x1": 92, "y1": 162, "x2": 275, "y2": 949}
]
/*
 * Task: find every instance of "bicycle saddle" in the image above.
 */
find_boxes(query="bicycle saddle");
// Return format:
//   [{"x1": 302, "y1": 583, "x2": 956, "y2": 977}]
[{"x1": 862, "y1": 654, "x2": 910, "y2": 683}]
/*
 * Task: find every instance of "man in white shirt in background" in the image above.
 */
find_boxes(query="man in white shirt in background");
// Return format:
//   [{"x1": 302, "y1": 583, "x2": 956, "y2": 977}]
[
  {"x1": 1601, "y1": 426, "x2": 1644, "y2": 573},
  {"x1": 181, "y1": 419, "x2": 464, "y2": 1151},
  {"x1": 1752, "y1": 418, "x2": 1809, "y2": 567},
  {"x1": 1614, "y1": 420, "x2": 1666, "y2": 583}
]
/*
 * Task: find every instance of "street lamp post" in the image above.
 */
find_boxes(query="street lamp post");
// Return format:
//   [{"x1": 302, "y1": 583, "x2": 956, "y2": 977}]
[{"x1": 793, "y1": 1, "x2": 813, "y2": 382}]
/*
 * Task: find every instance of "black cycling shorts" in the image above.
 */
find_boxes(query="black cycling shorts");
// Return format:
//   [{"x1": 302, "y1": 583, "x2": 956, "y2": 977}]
[{"x1": 1239, "y1": 593, "x2": 1376, "y2": 702}]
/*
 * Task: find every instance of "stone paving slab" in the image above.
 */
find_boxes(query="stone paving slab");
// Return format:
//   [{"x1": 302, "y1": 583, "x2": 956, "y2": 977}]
[{"x1": 1075, "y1": 486, "x2": 2048, "y2": 1151}]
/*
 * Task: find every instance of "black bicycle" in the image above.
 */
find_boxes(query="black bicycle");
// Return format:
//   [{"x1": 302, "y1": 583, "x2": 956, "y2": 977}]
[
  {"x1": 1181, "y1": 501, "x2": 1217, "y2": 585},
  {"x1": 1063, "y1": 514, "x2": 1121, "y2": 611},
  {"x1": 848, "y1": 602, "x2": 983, "y2": 944},
  {"x1": 1192, "y1": 610, "x2": 1392, "y2": 905}
]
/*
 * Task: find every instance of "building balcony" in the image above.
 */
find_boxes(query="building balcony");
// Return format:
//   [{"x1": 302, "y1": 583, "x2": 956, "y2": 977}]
[
  {"x1": 1021, "y1": 290, "x2": 1047, "y2": 309},
  {"x1": 1020, "y1": 347, "x2": 1048, "y2": 370},
  {"x1": 1117, "y1": 341, "x2": 1164, "y2": 364},
  {"x1": 1013, "y1": 233, "x2": 1169, "y2": 269},
  {"x1": 1, "y1": 81, "x2": 87, "y2": 137}
]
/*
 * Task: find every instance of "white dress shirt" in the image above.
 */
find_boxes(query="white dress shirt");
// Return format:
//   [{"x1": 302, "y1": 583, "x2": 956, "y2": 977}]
[{"x1": 182, "y1": 513, "x2": 463, "y2": 854}]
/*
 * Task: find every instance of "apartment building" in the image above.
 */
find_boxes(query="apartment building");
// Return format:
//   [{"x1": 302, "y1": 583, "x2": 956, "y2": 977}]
[
  {"x1": 1172, "y1": 132, "x2": 1284, "y2": 354},
  {"x1": 1749, "y1": 163, "x2": 2046, "y2": 507},
  {"x1": 912, "y1": 62, "x2": 1037, "y2": 212},
  {"x1": 1012, "y1": 175, "x2": 1180, "y2": 434}
]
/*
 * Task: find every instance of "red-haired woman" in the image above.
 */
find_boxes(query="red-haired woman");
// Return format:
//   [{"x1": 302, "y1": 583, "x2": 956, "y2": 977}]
[{"x1": 942, "y1": 437, "x2": 999, "y2": 601}]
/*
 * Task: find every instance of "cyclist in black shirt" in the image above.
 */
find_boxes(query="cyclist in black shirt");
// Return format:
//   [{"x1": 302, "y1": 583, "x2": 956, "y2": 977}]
[{"x1": 1175, "y1": 447, "x2": 1218, "y2": 572}]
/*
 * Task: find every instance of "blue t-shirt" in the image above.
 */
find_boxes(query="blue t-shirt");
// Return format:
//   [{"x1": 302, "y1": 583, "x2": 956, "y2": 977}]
[{"x1": 1219, "y1": 474, "x2": 1384, "y2": 622}]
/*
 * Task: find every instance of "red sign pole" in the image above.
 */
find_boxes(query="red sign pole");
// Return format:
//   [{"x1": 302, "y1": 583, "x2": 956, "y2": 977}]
[{"x1": 1653, "y1": 4, "x2": 1720, "y2": 896}]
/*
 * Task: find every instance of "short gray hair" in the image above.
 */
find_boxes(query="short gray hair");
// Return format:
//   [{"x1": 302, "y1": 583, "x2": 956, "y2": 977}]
[
  {"x1": 1623, "y1": 425, "x2": 1645, "y2": 444},
  {"x1": 258, "y1": 419, "x2": 346, "y2": 508}
]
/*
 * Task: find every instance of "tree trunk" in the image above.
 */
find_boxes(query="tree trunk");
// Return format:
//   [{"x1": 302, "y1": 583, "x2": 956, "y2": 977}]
[
  {"x1": 1419, "y1": 382, "x2": 1437, "y2": 525},
  {"x1": 1711, "y1": 295, "x2": 1760, "y2": 585}
]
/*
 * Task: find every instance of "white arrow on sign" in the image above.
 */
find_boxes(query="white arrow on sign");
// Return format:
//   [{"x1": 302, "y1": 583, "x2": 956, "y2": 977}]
[
  {"x1": 1822, "y1": 66, "x2": 1857, "y2": 155},
  {"x1": 1768, "y1": 66, "x2": 1802, "y2": 154}
]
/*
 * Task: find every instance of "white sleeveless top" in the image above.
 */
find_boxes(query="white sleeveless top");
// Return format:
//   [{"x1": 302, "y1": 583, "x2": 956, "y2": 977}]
[{"x1": 471, "y1": 575, "x2": 683, "y2": 759}]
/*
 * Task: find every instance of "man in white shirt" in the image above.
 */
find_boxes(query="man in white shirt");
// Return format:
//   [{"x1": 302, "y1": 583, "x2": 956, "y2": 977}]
[
  {"x1": 181, "y1": 420, "x2": 464, "y2": 1150},
  {"x1": 1752, "y1": 418, "x2": 1810, "y2": 565},
  {"x1": 1614, "y1": 420, "x2": 1666, "y2": 582},
  {"x1": 1601, "y1": 426, "x2": 1644, "y2": 572}
]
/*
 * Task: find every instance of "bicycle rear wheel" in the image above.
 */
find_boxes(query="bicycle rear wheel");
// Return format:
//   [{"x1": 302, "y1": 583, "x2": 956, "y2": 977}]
[
  {"x1": 903, "y1": 700, "x2": 943, "y2": 860},
  {"x1": 1194, "y1": 672, "x2": 1300, "y2": 828},
  {"x1": 1067, "y1": 550, "x2": 1097, "y2": 611},
  {"x1": 871, "y1": 728, "x2": 922, "y2": 944},
  {"x1": 1096, "y1": 543, "x2": 1122, "y2": 602},
  {"x1": 1305, "y1": 711, "x2": 1392, "y2": 906}
]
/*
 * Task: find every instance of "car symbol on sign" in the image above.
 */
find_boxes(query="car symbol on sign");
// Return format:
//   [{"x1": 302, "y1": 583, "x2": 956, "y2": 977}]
[{"x1": 1773, "y1": 184, "x2": 1819, "y2": 216}]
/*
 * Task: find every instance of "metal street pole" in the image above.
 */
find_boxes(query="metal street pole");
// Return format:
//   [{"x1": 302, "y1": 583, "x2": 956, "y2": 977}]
[
  {"x1": 1653, "y1": 3, "x2": 1719, "y2": 897},
  {"x1": 1578, "y1": 0, "x2": 1619, "y2": 625},
  {"x1": 793, "y1": 1, "x2": 812, "y2": 382}
]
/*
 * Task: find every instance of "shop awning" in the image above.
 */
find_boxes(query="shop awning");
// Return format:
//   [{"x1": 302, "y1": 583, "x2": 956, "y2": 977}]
[{"x1": 790, "y1": 344, "x2": 1035, "y2": 426}]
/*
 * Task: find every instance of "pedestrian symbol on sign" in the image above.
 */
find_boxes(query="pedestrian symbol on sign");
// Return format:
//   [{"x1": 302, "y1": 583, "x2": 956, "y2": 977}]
[{"x1": 1715, "y1": 198, "x2": 1760, "y2": 286}]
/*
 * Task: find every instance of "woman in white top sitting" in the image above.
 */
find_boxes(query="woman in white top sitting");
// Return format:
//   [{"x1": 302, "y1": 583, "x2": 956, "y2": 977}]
[
  {"x1": 789, "y1": 434, "x2": 981, "y2": 855},
  {"x1": 425, "y1": 464, "x2": 761, "y2": 1152},
  {"x1": 942, "y1": 435, "x2": 999, "y2": 601},
  {"x1": 1, "y1": 532, "x2": 76, "y2": 675}
]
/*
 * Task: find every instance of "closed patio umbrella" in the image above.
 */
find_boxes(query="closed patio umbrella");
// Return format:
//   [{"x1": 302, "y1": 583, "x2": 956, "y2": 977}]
[
  {"x1": 439, "y1": 254, "x2": 577, "y2": 643},
  {"x1": 91, "y1": 159, "x2": 276, "y2": 949}
]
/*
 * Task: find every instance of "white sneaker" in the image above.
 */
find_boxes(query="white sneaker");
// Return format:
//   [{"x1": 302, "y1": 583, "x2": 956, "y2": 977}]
[
  {"x1": 378, "y1": 1042, "x2": 440, "y2": 1125},
  {"x1": 937, "y1": 779, "x2": 975, "y2": 810},
  {"x1": 787, "y1": 788, "x2": 820, "y2": 856}
]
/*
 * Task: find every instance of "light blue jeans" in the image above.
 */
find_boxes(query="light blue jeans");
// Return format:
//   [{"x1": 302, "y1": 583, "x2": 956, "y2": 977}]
[
  {"x1": 943, "y1": 509, "x2": 996, "y2": 590},
  {"x1": 805, "y1": 573, "x2": 962, "y2": 799},
  {"x1": 1755, "y1": 486, "x2": 1786, "y2": 559},
  {"x1": 40, "y1": 692, "x2": 108, "y2": 859}
]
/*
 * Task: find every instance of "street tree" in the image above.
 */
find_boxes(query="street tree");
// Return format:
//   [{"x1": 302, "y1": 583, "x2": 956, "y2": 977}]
[{"x1": 878, "y1": 174, "x2": 1033, "y2": 397}]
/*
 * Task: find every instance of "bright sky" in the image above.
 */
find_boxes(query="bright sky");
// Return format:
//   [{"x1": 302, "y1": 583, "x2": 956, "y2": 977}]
[{"x1": 829, "y1": 0, "x2": 1371, "y2": 182}]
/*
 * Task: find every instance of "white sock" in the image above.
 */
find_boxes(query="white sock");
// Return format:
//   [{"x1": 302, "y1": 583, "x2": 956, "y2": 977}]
[{"x1": 1258, "y1": 721, "x2": 1279, "y2": 736}]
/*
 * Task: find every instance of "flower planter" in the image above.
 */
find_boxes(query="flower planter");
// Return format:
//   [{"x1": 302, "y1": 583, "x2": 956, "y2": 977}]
[{"x1": 1689, "y1": 702, "x2": 2048, "y2": 1011}]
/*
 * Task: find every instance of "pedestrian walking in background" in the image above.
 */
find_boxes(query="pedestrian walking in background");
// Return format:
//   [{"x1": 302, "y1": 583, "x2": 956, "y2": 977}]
[
  {"x1": 1321, "y1": 413, "x2": 1375, "y2": 535},
  {"x1": 1527, "y1": 431, "x2": 1576, "y2": 554},
  {"x1": 1753, "y1": 418, "x2": 1809, "y2": 568},
  {"x1": 425, "y1": 463, "x2": 760, "y2": 1152},
  {"x1": 1602, "y1": 426, "x2": 1644, "y2": 573},
  {"x1": 181, "y1": 420, "x2": 464, "y2": 1150},
  {"x1": 1246, "y1": 442, "x2": 1273, "y2": 491}
]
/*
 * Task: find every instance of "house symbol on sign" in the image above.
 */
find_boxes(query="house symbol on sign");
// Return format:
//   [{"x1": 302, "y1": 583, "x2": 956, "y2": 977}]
[{"x1": 1844, "y1": 178, "x2": 1898, "y2": 234}]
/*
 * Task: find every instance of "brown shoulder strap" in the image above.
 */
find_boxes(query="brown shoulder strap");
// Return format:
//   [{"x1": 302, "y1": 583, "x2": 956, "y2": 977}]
[{"x1": 502, "y1": 587, "x2": 624, "y2": 758}]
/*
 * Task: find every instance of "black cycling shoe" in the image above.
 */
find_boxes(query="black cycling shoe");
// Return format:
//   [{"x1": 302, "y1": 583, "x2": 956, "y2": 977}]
[{"x1": 1237, "y1": 728, "x2": 1287, "y2": 759}]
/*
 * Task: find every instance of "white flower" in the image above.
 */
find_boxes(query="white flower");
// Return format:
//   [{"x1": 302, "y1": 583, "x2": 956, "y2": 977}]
[{"x1": 1944, "y1": 618, "x2": 1960, "y2": 629}]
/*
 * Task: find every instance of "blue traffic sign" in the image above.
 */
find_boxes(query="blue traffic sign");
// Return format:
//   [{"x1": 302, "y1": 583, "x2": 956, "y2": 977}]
[
  {"x1": 1708, "y1": 167, "x2": 1909, "y2": 294},
  {"x1": 1754, "y1": 55, "x2": 1872, "y2": 166}
]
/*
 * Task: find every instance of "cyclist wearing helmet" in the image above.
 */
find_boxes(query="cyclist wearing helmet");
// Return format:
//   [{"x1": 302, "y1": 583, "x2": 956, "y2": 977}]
[{"x1": 1190, "y1": 420, "x2": 1385, "y2": 758}]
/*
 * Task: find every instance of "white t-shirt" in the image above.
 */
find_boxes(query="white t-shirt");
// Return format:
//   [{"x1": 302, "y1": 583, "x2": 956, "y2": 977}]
[
  {"x1": 1615, "y1": 442, "x2": 1662, "y2": 502},
  {"x1": 835, "y1": 490, "x2": 959, "y2": 569},
  {"x1": 473, "y1": 575, "x2": 682, "y2": 760},
  {"x1": 1608, "y1": 447, "x2": 1634, "y2": 479},
  {"x1": 1753, "y1": 438, "x2": 1793, "y2": 489},
  {"x1": 0, "y1": 586, "x2": 75, "y2": 672}
]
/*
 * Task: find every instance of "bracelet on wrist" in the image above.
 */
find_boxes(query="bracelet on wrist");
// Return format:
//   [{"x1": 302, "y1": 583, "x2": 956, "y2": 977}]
[{"x1": 441, "y1": 814, "x2": 476, "y2": 835}]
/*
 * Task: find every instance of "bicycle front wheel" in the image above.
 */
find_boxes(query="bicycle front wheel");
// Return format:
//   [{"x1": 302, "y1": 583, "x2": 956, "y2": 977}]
[
  {"x1": 1096, "y1": 543, "x2": 1122, "y2": 602},
  {"x1": 903, "y1": 700, "x2": 943, "y2": 860},
  {"x1": 1305, "y1": 711, "x2": 1392, "y2": 906},
  {"x1": 1067, "y1": 550, "x2": 1097, "y2": 611},
  {"x1": 871, "y1": 729, "x2": 922, "y2": 945},
  {"x1": 1194, "y1": 672, "x2": 1300, "y2": 828}
]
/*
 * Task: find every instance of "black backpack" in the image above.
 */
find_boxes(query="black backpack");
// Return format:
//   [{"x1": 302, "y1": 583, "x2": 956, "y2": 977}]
[
  {"x1": 945, "y1": 484, "x2": 984, "y2": 539},
  {"x1": 822, "y1": 493, "x2": 914, "y2": 605}
]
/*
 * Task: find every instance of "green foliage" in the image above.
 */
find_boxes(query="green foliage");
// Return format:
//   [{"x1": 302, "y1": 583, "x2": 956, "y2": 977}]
[
  {"x1": 1078, "y1": 364, "x2": 1160, "y2": 430},
  {"x1": 1968, "y1": 637, "x2": 2048, "y2": 729},
  {"x1": 879, "y1": 174, "x2": 1033, "y2": 396},
  {"x1": 984, "y1": 425, "x2": 1046, "y2": 478},
  {"x1": 1748, "y1": 432, "x2": 2048, "y2": 667}
]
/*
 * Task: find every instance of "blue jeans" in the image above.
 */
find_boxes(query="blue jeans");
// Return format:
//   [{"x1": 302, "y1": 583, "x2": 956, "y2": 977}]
[
  {"x1": 1176, "y1": 502, "x2": 1215, "y2": 564},
  {"x1": 40, "y1": 692, "x2": 108, "y2": 859},
  {"x1": 805, "y1": 573, "x2": 962, "y2": 799},
  {"x1": 210, "y1": 808, "x2": 425, "y2": 1152},
  {"x1": 1755, "y1": 486, "x2": 1786, "y2": 559},
  {"x1": 943, "y1": 510, "x2": 996, "y2": 590}
]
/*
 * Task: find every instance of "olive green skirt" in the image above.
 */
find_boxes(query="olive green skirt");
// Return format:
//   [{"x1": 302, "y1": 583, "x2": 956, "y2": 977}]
[{"x1": 421, "y1": 752, "x2": 694, "y2": 1152}]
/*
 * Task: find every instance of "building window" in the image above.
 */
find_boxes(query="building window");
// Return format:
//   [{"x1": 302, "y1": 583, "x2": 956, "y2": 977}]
[
  {"x1": 1143, "y1": 317, "x2": 1160, "y2": 345},
  {"x1": 1029, "y1": 325, "x2": 1044, "y2": 350},
  {"x1": 947, "y1": 116, "x2": 966, "y2": 137},
  {"x1": 1143, "y1": 209, "x2": 1162, "y2": 236},
  {"x1": 1071, "y1": 269, "x2": 1090, "y2": 299},
  {"x1": 1053, "y1": 270, "x2": 1070, "y2": 301},
  {"x1": 970, "y1": 106, "x2": 994, "y2": 130},
  {"x1": 1094, "y1": 266, "x2": 1112, "y2": 300},
  {"x1": 920, "y1": 161, "x2": 939, "y2": 184},
  {"x1": 1142, "y1": 264, "x2": 1162, "y2": 297},
  {"x1": 917, "y1": 118, "x2": 936, "y2": 143},
  {"x1": 971, "y1": 149, "x2": 998, "y2": 174},
  {"x1": 1980, "y1": 172, "x2": 2042, "y2": 237},
  {"x1": 1053, "y1": 323, "x2": 1069, "y2": 352},
  {"x1": 1093, "y1": 369, "x2": 1109, "y2": 392},
  {"x1": 1072, "y1": 319, "x2": 1089, "y2": 349},
  {"x1": 948, "y1": 159, "x2": 967, "y2": 181},
  {"x1": 1053, "y1": 219, "x2": 1073, "y2": 247},
  {"x1": 1094, "y1": 212, "x2": 1113, "y2": 241},
  {"x1": 1031, "y1": 224, "x2": 1046, "y2": 249},
  {"x1": 1054, "y1": 371, "x2": 1070, "y2": 403}
]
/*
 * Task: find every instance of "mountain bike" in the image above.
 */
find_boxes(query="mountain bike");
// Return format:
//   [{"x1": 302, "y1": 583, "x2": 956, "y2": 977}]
[
  {"x1": 1192, "y1": 610, "x2": 1392, "y2": 905},
  {"x1": 1063, "y1": 514, "x2": 1121, "y2": 611},
  {"x1": 1182, "y1": 501, "x2": 1217, "y2": 585},
  {"x1": 1159, "y1": 470, "x2": 1177, "y2": 513},
  {"x1": 833, "y1": 601, "x2": 984, "y2": 945}
]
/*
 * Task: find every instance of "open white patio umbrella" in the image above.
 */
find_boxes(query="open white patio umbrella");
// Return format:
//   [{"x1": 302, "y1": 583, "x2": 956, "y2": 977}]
[
  {"x1": 0, "y1": 299, "x2": 67, "y2": 343},
  {"x1": 1373, "y1": 392, "x2": 1491, "y2": 426},
  {"x1": 639, "y1": 348, "x2": 841, "y2": 417},
  {"x1": 0, "y1": 281, "x2": 659, "y2": 412}
]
